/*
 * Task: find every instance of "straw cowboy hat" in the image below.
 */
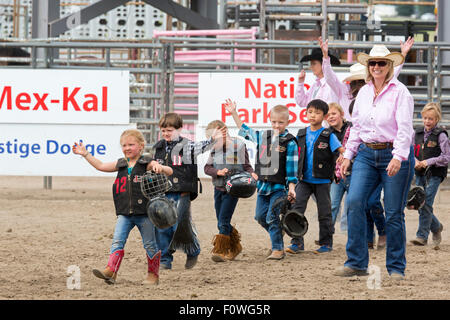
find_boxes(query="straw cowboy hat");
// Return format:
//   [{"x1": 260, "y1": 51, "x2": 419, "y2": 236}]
[
  {"x1": 300, "y1": 48, "x2": 341, "y2": 66},
  {"x1": 357, "y1": 44, "x2": 404, "y2": 67},
  {"x1": 343, "y1": 63, "x2": 367, "y2": 83}
]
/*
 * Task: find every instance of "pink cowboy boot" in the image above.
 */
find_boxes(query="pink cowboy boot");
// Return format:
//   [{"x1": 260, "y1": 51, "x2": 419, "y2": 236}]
[
  {"x1": 143, "y1": 250, "x2": 161, "y2": 285},
  {"x1": 92, "y1": 249, "x2": 124, "y2": 285}
]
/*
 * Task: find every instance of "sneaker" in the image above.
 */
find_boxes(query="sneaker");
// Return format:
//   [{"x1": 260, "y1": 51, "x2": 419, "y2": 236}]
[
  {"x1": 313, "y1": 245, "x2": 332, "y2": 254},
  {"x1": 334, "y1": 266, "x2": 369, "y2": 277},
  {"x1": 410, "y1": 238, "x2": 427, "y2": 246},
  {"x1": 389, "y1": 272, "x2": 405, "y2": 280},
  {"x1": 285, "y1": 243, "x2": 304, "y2": 254},
  {"x1": 432, "y1": 224, "x2": 443, "y2": 247},
  {"x1": 266, "y1": 250, "x2": 285, "y2": 260},
  {"x1": 185, "y1": 255, "x2": 198, "y2": 269},
  {"x1": 368, "y1": 242, "x2": 374, "y2": 249},
  {"x1": 377, "y1": 235, "x2": 386, "y2": 250}
]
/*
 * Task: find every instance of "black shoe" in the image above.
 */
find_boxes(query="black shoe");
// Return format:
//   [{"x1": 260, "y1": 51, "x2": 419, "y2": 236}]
[{"x1": 185, "y1": 255, "x2": 198, "y2": 269}]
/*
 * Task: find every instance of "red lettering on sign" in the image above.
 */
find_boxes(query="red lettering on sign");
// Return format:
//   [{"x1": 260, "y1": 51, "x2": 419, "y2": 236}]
[
  {"x1": 245, "y1": 77, "x2": 297, "y2": 99},
  {"x1": 299, "y1": 108, "x2": 308, "y2": 123},
  {"x1": 0, "y1": 86, "x2": 109, "y2": 112},
  {"x1": 16, "y1": 92, "x2": 31, "y2": 110},
  {"x1": 32, "y1": 93, "x2": 49, "y2": 110},
  {"x1": 63, "y1": 87, "x2": 81, "y2": 111},
  {"x1": 0, "y1": 86, "x2": 12, "y2": 109}
]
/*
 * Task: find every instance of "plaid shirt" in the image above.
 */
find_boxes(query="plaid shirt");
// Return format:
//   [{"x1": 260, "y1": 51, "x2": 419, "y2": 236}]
[
  {"x1": 238, "y1": 124, "x2": 298, "y2": 195},
  {"x1": 164, "y1": 137, "x2": 213, "y2": 161}
]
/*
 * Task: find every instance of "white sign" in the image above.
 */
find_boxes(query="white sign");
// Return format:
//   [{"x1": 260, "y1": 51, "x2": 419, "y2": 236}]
[
  {"x1": 0, "y1": 69, "x2": 130, "y2": 124},
  {"x1": 0, "y1": 123, "x2": 136, "y2": 176},
  {"x1": 196, "y1": 72, "x2": 350, "y2": 178}
]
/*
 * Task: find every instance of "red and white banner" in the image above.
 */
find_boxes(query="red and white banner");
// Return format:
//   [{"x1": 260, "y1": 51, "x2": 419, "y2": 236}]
[
  {"x1": 198, "y1": 72, "x2": 349, "y2": 130},
  {"x1": 0, "y1": 69, "x2": 129, "y2": 124},
  {"x1": 196, "y1": 72, "x2": 349, "y2": 178}
]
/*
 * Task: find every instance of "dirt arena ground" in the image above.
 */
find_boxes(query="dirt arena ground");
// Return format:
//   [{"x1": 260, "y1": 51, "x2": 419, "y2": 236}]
[{"x1": 1, "y1": 176, "x2": 449, "y2": 300}]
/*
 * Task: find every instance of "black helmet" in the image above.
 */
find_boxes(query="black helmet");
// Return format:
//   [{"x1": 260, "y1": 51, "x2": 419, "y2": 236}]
[
  {"x1": 282, "y1": 210, "x2": 309, "y2": 238},
  {"x1": 225, "y1": 172, "x2": 257, "y2": 198},
  {"x1": 271, "y1": 196, "x2": 309, "y2": 238},
  {"x1": 147, "y1": 196, "x2": 178, "y2": 229},
  {"x1": 406, "y1": 186, "x2": 426, "y2": 210}
]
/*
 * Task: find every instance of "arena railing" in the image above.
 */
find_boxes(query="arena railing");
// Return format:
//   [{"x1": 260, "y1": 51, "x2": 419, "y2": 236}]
[{"x1": 1, "y1": 38, "x2": 450, "y2": 137}]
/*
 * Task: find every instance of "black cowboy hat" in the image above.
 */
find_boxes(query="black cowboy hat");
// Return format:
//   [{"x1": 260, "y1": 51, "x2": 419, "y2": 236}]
[{"x1": 300, "y1": 48, "x2": 341, "y2": 66}]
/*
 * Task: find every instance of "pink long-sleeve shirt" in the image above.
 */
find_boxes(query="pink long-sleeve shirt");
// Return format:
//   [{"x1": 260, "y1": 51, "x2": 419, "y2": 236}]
[
  {"x1": 321, "y1": 57, "x2": 405, "y2": 121},
  {"x1": 343, "y1": 77, "x2": 414, "y2": 162},
  {"x1": 295, "y1": 76, "x2": 340, "y2": 109}
]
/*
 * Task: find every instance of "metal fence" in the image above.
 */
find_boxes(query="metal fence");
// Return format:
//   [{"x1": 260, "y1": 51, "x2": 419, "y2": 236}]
[{"x1": 1, "y1": 37, "x2": 450, "y2": 146}]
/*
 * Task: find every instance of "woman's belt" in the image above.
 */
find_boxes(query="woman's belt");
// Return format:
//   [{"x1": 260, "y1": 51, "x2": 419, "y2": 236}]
[{"x1": 364, "y1": 142, "x2": 393, "y2": 150}]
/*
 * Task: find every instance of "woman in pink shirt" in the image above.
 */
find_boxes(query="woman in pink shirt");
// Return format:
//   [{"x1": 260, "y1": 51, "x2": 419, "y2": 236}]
[{"x1": 335, "y1": 45, "x2": 415, "y2": 280}]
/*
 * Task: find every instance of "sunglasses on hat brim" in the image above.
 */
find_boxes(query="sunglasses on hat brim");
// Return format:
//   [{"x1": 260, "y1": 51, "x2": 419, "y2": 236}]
[{"x1": 368, "y1": 60, "x2": 388, "y2": 67}]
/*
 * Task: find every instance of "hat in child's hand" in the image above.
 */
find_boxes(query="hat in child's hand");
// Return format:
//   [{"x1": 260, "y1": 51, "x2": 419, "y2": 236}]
[
  {"x1": 225, "y1": 172, "x2": 257, "y2": 198},
  {"x1": 406, "y1": 186, "x2": 426, "y2": 210},
  {"x1": 147, "y1": 196, "x2": 178, "y2": 229},
  {"x1": 282, "y1": 210, "x2": 309, "y2": 238}
]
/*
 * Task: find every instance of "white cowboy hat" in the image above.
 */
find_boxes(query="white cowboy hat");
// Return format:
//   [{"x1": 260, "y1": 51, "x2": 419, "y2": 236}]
[
  {"x1": 357, "y1": 44, "x2": 404, "y2": 67},
  {"x1": 343, "y1": 63, "x2": 367, "y2": 83}
]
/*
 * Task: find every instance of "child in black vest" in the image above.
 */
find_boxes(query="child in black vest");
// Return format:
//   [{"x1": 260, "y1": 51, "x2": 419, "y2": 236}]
[
  {"x1": 153, "y1": 113, "x2": 225, "y2": 270},
  {"x1": 204, "y1": 120, "x2": 256, "y2": 262},
  {"x1": 411, "y1": 102, "x2": 450, "y2": 248},
  {"x1": 224, "y1": 100, "x2": 298, "y2": 261},
  {"x1": 291, "y1": 99, "x2": 344, "y2": 254},
  {"x1": 72, "y1": 129, "x2": 173, "y2": 285}
]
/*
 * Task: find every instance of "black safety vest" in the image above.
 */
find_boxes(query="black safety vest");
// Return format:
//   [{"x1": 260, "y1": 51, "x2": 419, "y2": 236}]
[
  {"x1": 112, "y1": 155, "x2": 152, "y2": 216},
  {"x1": 414, "y1": 126, "x2": 448, "y2": 179},
  {"x1": 210, "y1": 138, "x2": 246, "y2": 188},
  {"x1": 153, "y1": 138, "x2": 199, "y2": 199},
  {"x1": 331, "y1": 121, "x2": 352, "y2": 143},
  {"x1": 254, "y1": 130, "x2": 296, "y2": 185},
  {"x1": 297, "y1": 128, "x2": 335, "y2": 180}
]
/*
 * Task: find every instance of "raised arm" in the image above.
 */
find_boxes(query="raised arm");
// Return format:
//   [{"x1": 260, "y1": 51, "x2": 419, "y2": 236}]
[
  {"x1": 224, "y1": 99, "x2": 243, "y2": 128},
  {"x1": 72, "y1": 141, "x2": 117, "y2": 172},
  {"x1": 294, "y1": 70, "x2": 308, "y2": 108},
  {"x1": 394, "y1": 36, "x2": 414, "y2": 78},
  {"x1": 319, "y1": 37, "x2": 348, "y2": 100}
]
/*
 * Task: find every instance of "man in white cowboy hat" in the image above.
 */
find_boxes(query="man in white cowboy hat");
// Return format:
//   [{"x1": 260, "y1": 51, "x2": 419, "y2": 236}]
[{"x1": 336, "y1": 42, "x2": 415, "y2": 280}]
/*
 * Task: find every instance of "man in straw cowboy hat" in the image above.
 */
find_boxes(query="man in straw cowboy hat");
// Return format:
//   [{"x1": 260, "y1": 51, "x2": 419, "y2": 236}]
[{"x1": 336, "y1": 43, "x2": 415, "y2": 280}]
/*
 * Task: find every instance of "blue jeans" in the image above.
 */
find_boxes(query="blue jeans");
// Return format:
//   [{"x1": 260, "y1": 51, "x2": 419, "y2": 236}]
[
  {"x1": 344, "y1": 144, "x2": 414, "y2": 275},
  {"x1": 366, "y1": 184, "x2": 386, "y2": 243},
  {"x1": 415, "y1": 175, "x2": 442, "y2": 240},
  {"x1": 331, "y1": 177, "x2": 351, "y2": 232},
  {"x1": 255, "y1": 189, "x2": 286, "y2": 251},
  {"x1": 110, "y1": 214, "x2": 159, "y2": 257},
  {"x1": 155, "y1": 193, "x2": 200, "y2": 268},
  {"x1": 214, "y1": 189, "x2": 239, "y2": 235}
]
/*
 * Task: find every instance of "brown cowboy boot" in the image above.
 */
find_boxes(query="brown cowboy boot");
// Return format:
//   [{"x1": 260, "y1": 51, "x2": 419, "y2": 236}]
[
  {"x1": 226, "y1": 226, "x2": 242, "y2": 261},
  {"x1": 92, "y1": 249, "x2": 124, "y2": 285},
  {"x1": 211, "y1": 234, "x2": 231, "y2": 262},
  {"x1": 143, "y1": 251, "x2": 161, "y2": 285}
]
